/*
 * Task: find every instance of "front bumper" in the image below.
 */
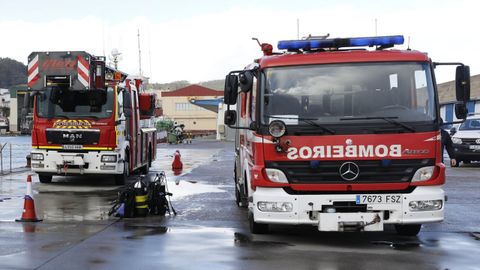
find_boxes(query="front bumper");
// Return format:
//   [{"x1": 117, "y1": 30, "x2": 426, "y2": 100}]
[
  {"x1": 453, "y1": 144, "x2": 480, "y2": 161},
  {"x1": 31, "y1": 149, "x2": 123, "y2": 175},
  {"x1": 252, "y1": 186, "x2": 444, "y2": 231}
]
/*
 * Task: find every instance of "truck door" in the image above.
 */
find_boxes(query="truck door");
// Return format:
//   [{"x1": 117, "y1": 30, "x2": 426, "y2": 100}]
[{"x1": 133, "y1": 89, "x2": 141, "y2": 168}]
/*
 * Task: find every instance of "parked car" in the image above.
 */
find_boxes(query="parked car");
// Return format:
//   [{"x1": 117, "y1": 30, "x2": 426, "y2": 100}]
[
  {"x1": 0, "y1": 117, "x2": 9, "y2": 132},
  {"x1": 451, "y1": 117, "x2": 480, "y2": 166}
]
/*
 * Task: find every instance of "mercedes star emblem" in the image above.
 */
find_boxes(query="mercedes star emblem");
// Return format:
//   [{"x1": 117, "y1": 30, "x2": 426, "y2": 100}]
[{"x1": 339, "y1": 162, "x2": 360, "y2": 181}]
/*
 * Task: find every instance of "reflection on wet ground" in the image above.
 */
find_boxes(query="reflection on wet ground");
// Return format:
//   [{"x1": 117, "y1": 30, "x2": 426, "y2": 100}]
[{"x1": 0, "y1": 140, "x2": 479, "y2": 269}]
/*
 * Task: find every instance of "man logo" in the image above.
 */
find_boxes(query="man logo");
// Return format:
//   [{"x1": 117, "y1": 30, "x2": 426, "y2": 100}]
[{"x1": 339, "y1": 162, "x2": 360, "y2": 181}]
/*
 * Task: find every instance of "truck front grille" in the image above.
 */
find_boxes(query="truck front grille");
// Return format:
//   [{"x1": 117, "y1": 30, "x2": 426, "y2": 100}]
[{"x1": 265, "y1": 159, "x2": 434, "y2": 184}]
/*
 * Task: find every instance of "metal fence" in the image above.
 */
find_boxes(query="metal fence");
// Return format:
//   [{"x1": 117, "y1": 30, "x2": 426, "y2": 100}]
[{"x1": 0, "y1": 143, "x2": 31, "y2": 174}]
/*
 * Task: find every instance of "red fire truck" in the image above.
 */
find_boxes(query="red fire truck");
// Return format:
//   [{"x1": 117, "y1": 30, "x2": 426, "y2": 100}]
[
  {"x1": 224, "y1": 35, "x2": 470, "y2": 235},
  {"x1": 28, "y1": 51, "x2": 157, "y2": 185}
]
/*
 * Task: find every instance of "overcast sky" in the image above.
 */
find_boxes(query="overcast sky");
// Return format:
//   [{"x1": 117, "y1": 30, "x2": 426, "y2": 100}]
[{"x1": 0, "y1": 0, "x2": 477, "y2": 84}]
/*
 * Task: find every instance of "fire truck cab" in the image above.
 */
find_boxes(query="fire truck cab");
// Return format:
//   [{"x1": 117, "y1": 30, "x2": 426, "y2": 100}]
[
  {"x1": 28, "y1": 51, "x2": 157, "y2": 185},
  {"x1": 224, "y1": 35, "x2": 470, "y2": 235}
]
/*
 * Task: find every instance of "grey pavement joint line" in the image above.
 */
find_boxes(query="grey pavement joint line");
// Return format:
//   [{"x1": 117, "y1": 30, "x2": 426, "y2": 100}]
[{"x1": 33, "y1": 219, "x2": 119, "y2": 270}]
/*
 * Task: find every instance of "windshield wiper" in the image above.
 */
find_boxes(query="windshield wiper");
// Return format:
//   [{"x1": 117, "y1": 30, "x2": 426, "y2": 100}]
[
  {"x1": 266, "y1": 115, "x2": 335, "y2": 134},
  {"x1": 77, "y1": 115, "x2": 100, "y2": 120},
  {"x1": 54, "y1": 115, "x2": 70, "y2": 119},
  {"x1": 340, "y1": 116, "x2": 416, "y2": 132}
]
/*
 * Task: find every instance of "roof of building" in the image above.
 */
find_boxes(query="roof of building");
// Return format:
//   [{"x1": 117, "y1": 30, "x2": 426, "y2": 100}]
[
  {"x1": 161, "y1": 84, "x2": 223, "y2": 97},
  {"x1": 190, "y1": 98, "x2": 224, "y2": 112}
]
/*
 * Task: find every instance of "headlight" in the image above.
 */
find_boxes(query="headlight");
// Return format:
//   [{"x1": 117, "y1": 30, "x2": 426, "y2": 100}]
[
  {"x1": 31, "y1": 153, "x2": 44, "y2": 161},
  {"x1": 265, "y1": 168, "x2": 288, "y2": 183},
  {"x1": 258, "y1": 201, "x2": 293, "y2": 212},
  {"x1": 411, "y1": 166, "x2": 435, "y2": 182},
  {"x1": 409, "y1": 200, "x2": 443, "y2": 211},
  {"x1": 101, "y1": 155, "x2": 117, "y2": 163},
  {"x1": 269, "y1": 120, "x2": 286, "y2": 138},
  {"x1": 452, "y1": 137, "x2": 462, "y2": 144}
]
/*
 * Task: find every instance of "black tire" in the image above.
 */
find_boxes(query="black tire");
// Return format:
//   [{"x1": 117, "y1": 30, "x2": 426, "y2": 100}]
[
  {"x1": 463, "y1": 160, "x2": 471, "y2": 164},
  {"x1": 234, "y1": 165, "x2": 242, "y2": 207},
  {"x1": 394, "y1": 224, "x2": 421, "y2": 236},
  {"x1": 114, "y1": 158, "x2": 129, "y2": 185},
  {"x1": 235, "y1": 185, "x2": 242, "y2": 207},
  {"x1": 249, "y1": 211, "x2": 269, "y2": 234},
  {"x1": 141, "y1": 163, "x2": 149, "y2": 175},
  {"x1": 148, "y1": 146, "x2": 153, "y2": 168},
  {"x1": 38, "y1": 174, "x2": 52, "y2": 183}
]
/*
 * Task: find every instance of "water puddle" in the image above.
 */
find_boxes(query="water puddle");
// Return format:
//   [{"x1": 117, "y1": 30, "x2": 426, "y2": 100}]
[
  {"x1": 123, "y1": 224, "x2": 169, "y2": 240},
  {"x1": 234, "y1": 232, "x2": 294, "y2": 247},
  {"x1": 371, "y1": 240, "x2": 421, "y2": 249}
]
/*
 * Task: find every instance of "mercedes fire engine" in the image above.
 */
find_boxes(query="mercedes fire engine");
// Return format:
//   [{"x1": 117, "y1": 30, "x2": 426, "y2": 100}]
[
  {"x1": 224, "y1": 35, "x2": 471, "y2": 235},
  {"x1": 27, "y1": 51, "x2": 157, "y2": 185}
]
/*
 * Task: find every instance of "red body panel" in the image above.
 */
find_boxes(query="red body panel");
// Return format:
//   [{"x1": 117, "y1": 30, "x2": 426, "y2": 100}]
[
  {"x1": 260, "y1": 50, "x2": 429, "y2": 68},
  {"x1": 247, "y1": 131, "x2": 443, "y2": 192},
  {"x1": 31, "y1": 114, "x2": 117, "y2": 150}
]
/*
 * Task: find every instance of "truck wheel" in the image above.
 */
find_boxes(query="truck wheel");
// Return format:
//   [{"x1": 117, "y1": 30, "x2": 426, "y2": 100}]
[
  {"x1": 148, "y1": 146, "x2": 153, "y2": 168},
  {"x1": 249, "y1": 211, "x2": 269, "y2": 234},
  {"x1": 235, "y1": 185, "x2": 242, "y2": 207},
  {"x1": 114, "y1": 160, "x2": 129, "y2": 185},
  {"x1": 234, "y1": 165, "x2": 242, "y2": 207},
  {"x1": 394, "y1": 224, "x2": 421, "y2": 236},
  {"x1": 38, "y1": 174, "x2": 52, "y2": 183},
  {"x1": 141, "y1": 163, "x2": 149, "y2": 174}
]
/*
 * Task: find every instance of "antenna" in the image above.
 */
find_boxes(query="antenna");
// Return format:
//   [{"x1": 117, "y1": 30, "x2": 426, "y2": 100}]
[
  {"x1": 375, "y1": 18, "x2": 378, "y2": 36},
  {"x1": 148, "y1": 30, "x2": 152, "y2": 77},
  {"x1": 137, "y1": 29, "x2": 142, "y2": 76},
  {"x1": 297, "y1": 18, "x2": 300, "y2": 39},
  {"x1": 252, "y1": 37, "x2": 262, "y2": 47},
  {"x1": 407, "y1": 36, "x2": 411, "y2": 50},
  {"x1": 102, "y1": 22, "x2": 106, "y2": 57},
  {"x1": 110, "y1": 49, "x2": 122, "y2": 69}
]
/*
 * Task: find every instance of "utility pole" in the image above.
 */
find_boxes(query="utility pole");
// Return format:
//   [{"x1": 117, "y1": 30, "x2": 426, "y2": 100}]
[{"x1": 138, "y1": 29, "x2": 142, "y2": 76}]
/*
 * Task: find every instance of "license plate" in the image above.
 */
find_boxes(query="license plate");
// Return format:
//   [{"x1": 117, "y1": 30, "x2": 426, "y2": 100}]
[
  {"x1": 469, "y1": 145, "x2": 480, "y2": 150},
  {"x1": 356, "y1": 194, "x2": 402, "y2": 204},
  {"x1": 62, "y1": 144, "x2": 83, "y2": 150}
]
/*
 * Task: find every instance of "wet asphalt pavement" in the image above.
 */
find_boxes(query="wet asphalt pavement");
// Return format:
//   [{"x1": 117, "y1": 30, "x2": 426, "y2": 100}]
[{"x1": 0, "y1": 138, "x2": 479, "y2": 270}]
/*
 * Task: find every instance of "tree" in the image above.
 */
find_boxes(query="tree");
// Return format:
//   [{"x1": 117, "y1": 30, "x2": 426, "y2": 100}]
[{"x1": 0, "y1": 58, "x2": 26, "y2": 88}]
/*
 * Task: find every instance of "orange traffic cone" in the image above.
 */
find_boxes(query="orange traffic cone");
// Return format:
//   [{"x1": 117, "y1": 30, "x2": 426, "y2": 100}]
[
  {"x1": 172, "y1": 150, "x2": 183, "y2": 170},
  {"x1": 16, "y1": 175, "x2": 42, "y2": 222}
]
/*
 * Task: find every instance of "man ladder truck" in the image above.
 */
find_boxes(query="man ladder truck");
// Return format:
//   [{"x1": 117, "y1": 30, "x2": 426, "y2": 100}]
[{"x1": 27, "y1": 51, "x2": 157, "y2": 185}]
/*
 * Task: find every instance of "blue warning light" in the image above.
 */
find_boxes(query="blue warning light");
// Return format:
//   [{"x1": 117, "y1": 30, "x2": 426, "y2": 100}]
[{"x1": 278, "y1": 35, "x2": 404, "y2": 50}]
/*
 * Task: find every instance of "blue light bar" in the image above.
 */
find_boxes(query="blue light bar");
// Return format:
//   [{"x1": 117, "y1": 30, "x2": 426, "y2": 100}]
[{"x1": 278, "y1": 35, "x2": 404, "y2": 50}]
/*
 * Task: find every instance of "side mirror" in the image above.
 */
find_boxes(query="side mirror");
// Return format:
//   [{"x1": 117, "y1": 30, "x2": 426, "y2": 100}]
[
  {"x1": 455, "y1": 103, "x2": 468, "y2": 119},
  {"x1": 239, "y1": 70, "x2": 254, "y2": 92},
  {"x1": 22, "y1": 93, "x2": 30, "y2": 116},
  {"x1": 224, "y1": 110, "x2": 237, "y2": 125},
  {"x1": 123, "y1": 90, "x2": 132, "y2": 118},
  {"x1": 455, "y1": 65, "x2": 470, "y2": 103},
  {"x1": 224, "y1": 74, "x2": 238, "y2": 105}
]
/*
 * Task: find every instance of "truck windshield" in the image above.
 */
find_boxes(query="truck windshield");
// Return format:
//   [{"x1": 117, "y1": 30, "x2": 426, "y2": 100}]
[
  {"x1": 261, "y1": 62, "x2": 436, "y2": 127},
  {"x1": 36, "y1": 87, "x2": 114, "y2": 119}
]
